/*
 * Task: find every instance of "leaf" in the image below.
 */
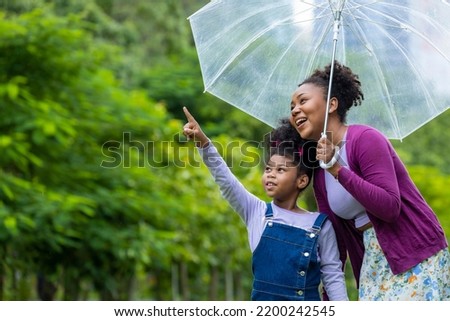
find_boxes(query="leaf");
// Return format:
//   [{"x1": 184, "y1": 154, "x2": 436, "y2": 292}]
[
  {"x1": 6, "y1": 83, "x2": 19, "y2": 100},
  {"x1": 3, "y1": 216, "x2": 17, "y2": 231}
]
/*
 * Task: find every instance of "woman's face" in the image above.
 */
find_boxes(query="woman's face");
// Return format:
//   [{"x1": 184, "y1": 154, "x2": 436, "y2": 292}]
[{"x1": 289, "y1": 83, "x2": 326, "y2": 141}]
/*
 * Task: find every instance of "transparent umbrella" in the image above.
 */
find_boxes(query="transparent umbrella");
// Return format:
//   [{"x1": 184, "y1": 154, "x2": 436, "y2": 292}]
[{"x1": 188, "y1": 0, "x2": 450, "y2": 140}]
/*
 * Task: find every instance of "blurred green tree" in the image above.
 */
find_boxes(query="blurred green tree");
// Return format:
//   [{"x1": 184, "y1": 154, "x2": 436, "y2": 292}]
[{"x1": 0, "y1": 4, "x2": 255, "y2": 300}]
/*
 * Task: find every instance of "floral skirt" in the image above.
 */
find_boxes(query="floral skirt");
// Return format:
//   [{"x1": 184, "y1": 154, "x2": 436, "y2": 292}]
[{"x1": 359, "y1": 227, "x2": 450, "y2": 301}]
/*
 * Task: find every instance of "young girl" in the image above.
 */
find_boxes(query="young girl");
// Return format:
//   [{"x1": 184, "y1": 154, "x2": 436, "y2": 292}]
[{"x1": 182, "y1": 107, "x2": 348, "y2": 301}]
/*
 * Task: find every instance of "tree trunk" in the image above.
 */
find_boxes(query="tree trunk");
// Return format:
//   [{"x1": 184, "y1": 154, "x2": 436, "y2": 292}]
[
  {"x1": 208, "y1": 265, "x2": 219, "y2": 300},
  {"x1": 11, "y1": 266, "x2": 17, "y2": 300},
  {"x1": 37, "y1": 274, "x2": 57, "y2": 300},
  {"x1": 234, "y1": 272, "x2": 245, "y2": 301},
  {"x1": 225, "y1": 268, "x2": 234, "y2": 301},
  {"x1": 171, "y1": 262, "x2": 180, "y2": 300},
  {"x1": 63, "y1": 267, "x2": 80, "y2": 300},
  {"x1": 0, "y1": 259, "x2": 4, "y2": 300},
  {"x1": 180, "y1": 261, "x2": 190, "y2": 300}
]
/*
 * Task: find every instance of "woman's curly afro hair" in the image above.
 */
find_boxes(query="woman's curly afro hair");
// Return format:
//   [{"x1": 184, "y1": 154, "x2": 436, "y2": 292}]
[{"x1": 299, "y1": 61, "x2": 364, "y2": 123}]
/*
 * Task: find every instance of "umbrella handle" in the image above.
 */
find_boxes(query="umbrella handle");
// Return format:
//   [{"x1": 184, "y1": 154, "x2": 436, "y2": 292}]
[{"x1": 319, "y1": 133, "x2": 340, "y2": 169}]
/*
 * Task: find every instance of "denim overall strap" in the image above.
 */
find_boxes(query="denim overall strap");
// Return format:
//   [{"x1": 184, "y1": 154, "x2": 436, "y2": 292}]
[
  {"x1": 264, "y1": 202, "x2": 275, "y2": 228},
  {"x1": 265, "y1": 202, "x2": 273, "y2": 218},
  {"x1": 311, "y1": 213, "x2": 328, "y2": 234}
]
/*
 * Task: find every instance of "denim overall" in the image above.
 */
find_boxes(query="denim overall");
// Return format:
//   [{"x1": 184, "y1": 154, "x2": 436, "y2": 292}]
[{"x1": 251, "y1": 203, "x2": 327, "y2": 301}]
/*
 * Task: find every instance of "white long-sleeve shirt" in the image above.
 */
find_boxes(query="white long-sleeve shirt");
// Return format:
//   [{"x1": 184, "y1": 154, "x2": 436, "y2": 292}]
[{"x1": 198, "y1": 142, "x2": 348, "y2": 301}]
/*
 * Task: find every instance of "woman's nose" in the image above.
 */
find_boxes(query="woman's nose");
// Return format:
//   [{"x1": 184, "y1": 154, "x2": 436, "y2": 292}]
[{"x1": 291, "y1": 105, "x2": 301, "y2": 116}]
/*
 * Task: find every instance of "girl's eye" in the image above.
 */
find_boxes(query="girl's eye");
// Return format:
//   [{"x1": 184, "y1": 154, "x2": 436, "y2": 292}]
[
  {"x1": 264, "y1": 166, "x2": 270, "y2": 172},
  {"x1": 278, "y1": 168, "x2": 285, "y2": 172}
]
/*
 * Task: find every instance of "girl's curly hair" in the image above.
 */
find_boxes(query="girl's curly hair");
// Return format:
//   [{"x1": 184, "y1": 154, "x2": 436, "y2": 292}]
[
  {"x1": 264, "y1": 118, "x2": 318, "y2": 184},
  {"x1": 299, "y1": 61, "x2": 364, "y2": 123}
]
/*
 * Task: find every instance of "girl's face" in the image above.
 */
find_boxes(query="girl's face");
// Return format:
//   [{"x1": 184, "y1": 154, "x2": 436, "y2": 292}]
[
  {"x1": 261, "y1": 154, "x2": 302, "y2": 202},
  {"x1": 289, "y1": 83, "x2": 326, "y2": 141}
]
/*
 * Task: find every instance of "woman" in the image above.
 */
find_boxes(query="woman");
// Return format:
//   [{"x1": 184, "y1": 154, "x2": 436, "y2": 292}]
[{"x1": 289, "y1": 61, "x2": 450, "y2": 300}]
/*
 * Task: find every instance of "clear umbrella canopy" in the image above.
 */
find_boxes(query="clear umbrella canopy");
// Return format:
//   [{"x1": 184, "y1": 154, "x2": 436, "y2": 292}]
[{"x1": 189, "y1": 0, "x2": 450, "y2": 139}]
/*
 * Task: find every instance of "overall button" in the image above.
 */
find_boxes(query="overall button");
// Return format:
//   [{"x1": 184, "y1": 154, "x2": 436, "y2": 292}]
[
  {"x1": 297, "y1": 290, "x2": 303, "y2": 296},
  {"x1": 309, "y1": 232, "x2": 315, "y2": 238},
  {"x1": 298, "y1": 270, "x2": 306, "y2": 276},
  {"x1": 303, "y1": 252, "x2": 310, "y2": 257},
  {"x1": 268, "y1": 222, "x2": 273, "y2": 227}
]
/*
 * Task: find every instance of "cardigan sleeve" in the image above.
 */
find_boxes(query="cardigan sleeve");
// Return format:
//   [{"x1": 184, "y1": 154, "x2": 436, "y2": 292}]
[
  {"x1": 337, "y1": 128, "x2": 401, "y2": 222},
  {"x1": 198, "y1": 142, "x2": 264, "y2": 225}
]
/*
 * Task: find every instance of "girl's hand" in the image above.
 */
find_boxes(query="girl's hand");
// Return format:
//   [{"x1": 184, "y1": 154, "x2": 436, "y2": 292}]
[{"x1": 182, "y1": 107, "x2": 209, "y2": 148}]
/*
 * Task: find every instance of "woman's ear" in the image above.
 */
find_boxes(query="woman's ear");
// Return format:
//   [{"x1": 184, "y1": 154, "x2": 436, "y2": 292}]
[
  {"x1": 328, "y1": 97, "x2": 339, "y2": 113},
  {"x1": 297, "y1": 173, "x2": 310, "y2": 190}
]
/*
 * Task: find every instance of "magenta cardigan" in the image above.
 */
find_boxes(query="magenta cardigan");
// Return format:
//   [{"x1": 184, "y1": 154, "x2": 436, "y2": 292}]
[{"x1": 313, "y1": 125, "x2": 448, "y2": 284}]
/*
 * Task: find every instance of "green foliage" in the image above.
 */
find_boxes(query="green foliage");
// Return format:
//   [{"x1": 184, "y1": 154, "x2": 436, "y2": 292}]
[
  {"x1": 407, "y1": 166, "x2": 450, "y2": 236},
  {"x1": 0, "y1": 2, "x2": 255, "y2": 300},
  {"x1": 0, "y1": 6, "x2": 174, "y2": 300},
  {"x1": 392, "y1": 110, "x2": 450, "y2": 174}
]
